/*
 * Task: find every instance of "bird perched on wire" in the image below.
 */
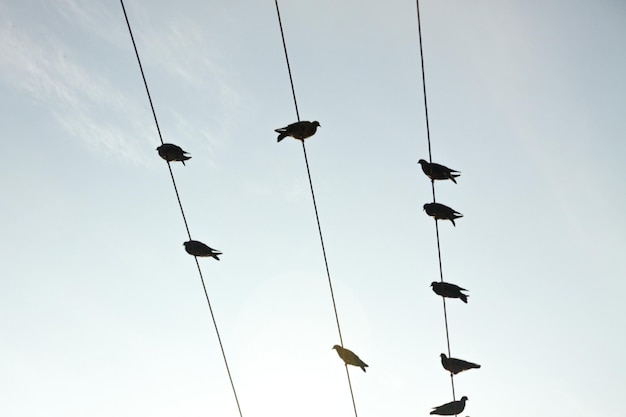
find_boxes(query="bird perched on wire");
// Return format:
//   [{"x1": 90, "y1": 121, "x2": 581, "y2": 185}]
[
  {"x1": 332, "y1": 345, "x2": 368, "y2": 372},
  {"x1": 183, "y1": 240, "x2": 222, "y2": 260},
  {"x1": 430, "y1": 396, "x2": 468, "y2": 415},
  {"x1": 275, "y1": 120, "x2": 320, "y2": 142},
  {"x1": 431, "y1": 281, "x2": 469, "y2": 303},
  {"x1": 423, "y1": 202, "x2": 463, "y2": 226},
  {"x1": 156, "y1": 143, "x2": 191, "y2": 165},
  {"x1": 418, "y1": 159, "x2": 460, "y2": 183},
  {"x1": 440, "y1": 353, "x2": 481, "y2": 375}
]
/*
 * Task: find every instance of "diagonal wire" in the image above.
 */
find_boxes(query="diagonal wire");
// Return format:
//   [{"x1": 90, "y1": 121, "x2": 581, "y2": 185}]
[
  {"x1": 274, "y1": 0, "x2": 300, "y2": 121},
  {"x1": 119, "y1": 1, "x2": 243, "y2": 416},
  {"x1": 416, "y1": 0, "x2": 457, "y2": 403},
  {"x1": 273, "y1": 1, "x2": 359, "y2": 416}
]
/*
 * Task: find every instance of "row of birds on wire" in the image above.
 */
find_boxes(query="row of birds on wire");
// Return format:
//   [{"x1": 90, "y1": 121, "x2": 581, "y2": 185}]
[
  {"x1": 156, "y1": 120, "x2": 479, "y2": 415},
  {"x1": 420, "y1": 152, "x2": 482, "y2": 415}
]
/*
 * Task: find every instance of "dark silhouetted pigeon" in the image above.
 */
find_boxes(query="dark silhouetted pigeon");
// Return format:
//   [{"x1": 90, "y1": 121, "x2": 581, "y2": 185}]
[
  {"x1": 332, "y1": 345, "x2": 368, "y2": 372},
  {"x1": 423, "y1": 203, "x2": 463, "y2": 226},
  {"x1": 157, "y1": 143, "x2": 191, "y2": 165},
  {"x1": 183, "y1": 240, "x2": 222, "y2": 260},
  {"x1": 418, "y1": 159, "x2": 460, "y2": 183},
  {"x1": 275, "y1": 121, "x2": 320, "y2": 142},
  {"x1": 431, "y1": 281, "x2": 468, "y2": 303},
  {"x1": 430, "y1": 396, "x2": 468, "y2": 415},
  {"x1": 440, "y1": 353, "x2": 481, "y2": 375}
]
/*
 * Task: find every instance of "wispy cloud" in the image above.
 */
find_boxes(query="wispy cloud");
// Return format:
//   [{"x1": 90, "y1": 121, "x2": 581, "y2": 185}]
[
  {"x1": 0, "y1": 13, "x2": 154, "y2": 164},
  {"x1": 0, "y1": 1, "x2": 240, "y2": 165}
]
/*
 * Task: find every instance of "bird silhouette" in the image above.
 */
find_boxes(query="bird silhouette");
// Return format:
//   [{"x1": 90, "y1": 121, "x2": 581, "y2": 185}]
[
  {"x1": 430, "y1": 396, "x2": 468, "y2": 415},
  {"x1": 183, "y1": 240, "x2": 222, "y2": 260},
  {"x1": 156, "y1": 143, "x2": 191, "y2": 165},
  {"x1": 332, "y1": 345, "x2": 368, "y2": 372},
  {"x1": 440, "y1": 353, "x2": 481, "y2": 375},
  {"x1": 275, "y1": 121, "x2": 320, "y2": 142},
  {"x1": 418, "y1": 159, "x2": 460, "y2": 183},
  {"x1": 423, "y1": 202, "x2": 463, "y2": 226},
  {"x1": 431, "y1": 281, "x2": 469, "y2": 303}
]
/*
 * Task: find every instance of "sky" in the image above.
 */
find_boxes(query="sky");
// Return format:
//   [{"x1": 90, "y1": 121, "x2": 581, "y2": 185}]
[{"x1": 1, "y1": 0, "x2": 625, "y2": 416}]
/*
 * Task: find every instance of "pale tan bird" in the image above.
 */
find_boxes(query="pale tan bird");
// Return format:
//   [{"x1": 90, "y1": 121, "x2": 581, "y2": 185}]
[
  {"x1": 332, "y1": 345, "x2": 368, "y2": 372},
  {"x1": 440, "y1": 353, "x2": 481, "y2": 375},
  {"x1": 430, "y1": 396, "x2": 468, "y2": 415},
  {"x1": 157, "y1": 143, "x2": 191, "y2": 165},
  {"x1": 275, "y1": 120, "x2": 320, "y2": 142},
  {"x1": 418, "y1": 159, "x2": 460, "y2": 183},
  {"x1": 183, "y1": 240, "x2": 222, "y2": 260}
]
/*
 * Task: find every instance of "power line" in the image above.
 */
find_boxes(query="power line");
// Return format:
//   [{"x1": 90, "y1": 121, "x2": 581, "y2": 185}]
[
  {"x1": 415, "y1": 0, "x2": 457, "y2": 404},
  {"x1": 273, "y1": 1, "x2": 359, "y2": 416},
  {"x1": 273, "y1": 0, "x2": 300, "y2": 121},
  {"x1": 119, "y1": 1, "x2": 243, "y2": 416}
]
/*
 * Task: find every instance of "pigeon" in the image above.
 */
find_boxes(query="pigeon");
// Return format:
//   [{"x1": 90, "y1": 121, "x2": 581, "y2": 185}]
[
  {"x1": 275, "y1": 121, "x2": 320, "y2": 142},
  {"x1": 431, "y1": 281, "x2": 469, "y2": 303},
  {"x1": 418, "y1": 159, "x2": 460, "y2": 183},
  {"x1": 183, "y1": 240, "x2": 222, "y2": 260},
  {"x1": 440, "y1": 353, "x2": 481, "y2": 375},
  {"x1": 332, "y1": 345, "x2": 368, "y2": 372},
  {"x1": 157, "y1": 143, "x2": 191, "y2": 165},
  {"x1": 430, "y1": 396, "x2": 468, "y2": 415},
  {"x1": 423, "y1": 202, "x2": 463, "y2": 226}
]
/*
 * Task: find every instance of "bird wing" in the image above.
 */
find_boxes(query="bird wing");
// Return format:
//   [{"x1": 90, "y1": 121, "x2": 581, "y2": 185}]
[
  {"x1": 454, "y1": 357, "x2": 480, "y2": 369},
  {"x1": 442, "y1": 282, "x2": 467, "y2": 292}
]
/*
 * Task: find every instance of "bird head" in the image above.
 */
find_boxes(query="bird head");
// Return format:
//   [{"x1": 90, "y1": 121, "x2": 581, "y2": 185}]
[
  {"x1": 440, "y1": 353, "x2": 447, "y2": 359},
  {"x1": 430, "y1": 281, "x2": 437, "y2": 287},
  {"x1": 332, "y1": 345, "x2": 341, "y2": 350},
  {"x1": 313, "y1": 121, "x2": 321, "y2": 127},
  {"x1": 418, "y1": 159, "x2": 427, "y2": 165},
  {"x1": 460, "y1": 396, "x2": 468, "y2": 401}
]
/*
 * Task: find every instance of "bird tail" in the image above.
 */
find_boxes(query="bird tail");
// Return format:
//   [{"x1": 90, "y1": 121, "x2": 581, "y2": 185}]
[
  {"x1": 450, "y1": 174, "x2": 459, "y2": 184},
  {"x1": 450, "y1": 213, "x2": 464, "y2": 225},
  {"x1": 460, "y1": 294, "x2": 468, "y2": 303},
  {"x1": 361, "y1": 365, "x2": 367, "y2": 372},
  {"x1": 211, "y1": 253, "x2": 221, "y2": 261},
  {"x1": 277, "y1": 132, "x2": 288, "y2": 142}
]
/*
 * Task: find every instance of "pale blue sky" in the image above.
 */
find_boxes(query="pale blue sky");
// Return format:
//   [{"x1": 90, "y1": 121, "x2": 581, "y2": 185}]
[{"x1": 1, "y1": 0, "x2": 625, "y2": 416}]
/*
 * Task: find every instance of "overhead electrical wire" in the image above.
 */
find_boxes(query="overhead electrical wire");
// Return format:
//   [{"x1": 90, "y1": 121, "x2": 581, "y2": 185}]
[
  {"x1": 273, "y1": 1, "x2": 359, "y2": 416},
  {"x1": 119, "y1": 1, "x2": 244, "y2": 416},
  {"x1": 415, "y1": 0, "x2": 457, "y2": 403}
]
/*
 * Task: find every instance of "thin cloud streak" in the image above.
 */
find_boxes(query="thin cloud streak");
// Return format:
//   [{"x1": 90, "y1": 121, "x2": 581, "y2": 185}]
[
  {"x1": 0, "y1": 20, "x2": 153, "y2": 164},
  {"x1": 0, "y1": 1, "x2": 240, "y2": 166},
  {"x1": 56, "y1": 0, "x2": 241, "y2": 115}
]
